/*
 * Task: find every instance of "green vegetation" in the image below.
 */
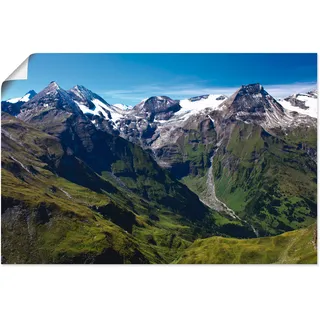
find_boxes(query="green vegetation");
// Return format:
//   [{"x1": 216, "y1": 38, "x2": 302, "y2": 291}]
[
  {"x1": 283, "y1": 125, "x2": 317, "y2": 148},
  {"x1": 213, "y1": 122, "x2": 316, "y2": 236},
  {"x1": 1, "y1": 166, "x2": 158, "y2": 263},
  {"x1": 176, "y1": 223, "x2": 317, "y2": 264},
  {"x1": 181, "y1": 174, "x2": 209, "y2": 201},
  {"x1": 181, "y1": 121, "x2": 317, "y2": 236}
]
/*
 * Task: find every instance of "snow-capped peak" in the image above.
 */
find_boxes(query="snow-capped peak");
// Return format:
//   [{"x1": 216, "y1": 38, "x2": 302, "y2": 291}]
[
  {"x1": 48, "y1": 81, "x2": 60, "y2": 90},
  {"x1": 6, "y1": 90, "x2": 37, "y2": 104},
  {"x1": 70, "y1": 85, "x2": 111, "y2": 106},
  {"x1": 68, "y1": 85, "x2": 125, "y2": 122}
]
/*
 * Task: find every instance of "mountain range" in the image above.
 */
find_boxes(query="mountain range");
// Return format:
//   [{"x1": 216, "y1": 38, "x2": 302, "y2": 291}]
[{"x1": 1, "y1": 81, "x2": 317, "y2": 263}]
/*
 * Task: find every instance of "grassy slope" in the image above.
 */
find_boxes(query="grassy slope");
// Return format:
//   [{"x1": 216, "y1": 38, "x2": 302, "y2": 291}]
[
  {"x1": 1, "y1": 165, "x2": 166, "y2": 264},
  {"x1": 213, "y1": 122, "x2": 317, "y2": 236},
  {"x1": 1, "y1": 160, "x2": 247, "y2": 263},
  {"x1": 176, "y1": 223, "x2": 317, "y2": 264},
  {"x1": 181, "y1": 122, "x2": 317, "y2": 236}
]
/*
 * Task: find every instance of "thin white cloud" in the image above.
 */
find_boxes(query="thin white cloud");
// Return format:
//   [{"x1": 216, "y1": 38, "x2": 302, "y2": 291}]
[
  {"x1": 263, "y1": 82, "x2": 317, "y2": 98},
  {"x1": 101, "y1": 81, "x2": 317, "y2": 105},
  {"x1": 101, "y1": 84, "x2": 236, "y2": 104}
]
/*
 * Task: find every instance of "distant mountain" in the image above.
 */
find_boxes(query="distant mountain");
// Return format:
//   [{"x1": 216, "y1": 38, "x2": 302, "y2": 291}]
[
  {"x1": 279, "y1": 89, "x2": 318, "y2": 118},
  {"x1": 133, "y1": 96, "x2": 181, "y2": 120},
  {"x1": 6, "y1": 90, "x2": 37, "y2": 104},
  {"x1": 1, "y1": 90, "x2": 37, "y2": 116}
]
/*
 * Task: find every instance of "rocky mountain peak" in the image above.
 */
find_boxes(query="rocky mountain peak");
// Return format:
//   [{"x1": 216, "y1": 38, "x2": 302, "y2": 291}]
[
  {"x1": 69, "y1": 85, "x2": 111, "y2": 107},
  {"x1": 134, "y1": 96, "x2": 178, "y2": 111},
  {"x1": 133, "y1": 95, "x2": 181, "y2": 121},
  {"x1": 69, "y1": 85, "x2": 92, "y2": 100},
  {"x1": 74, "y1": 84, "x2": 86, "y2": 91},
  {"x1": 239, "y1": 83, "x2": 265, "y2": 95},
  {"x1": 23, "y1": 90, "x2": 37, "y2": 100},
  {"x1": 47, "y1": 81, "x2": 60, "y2": 90},
  {"x1": 74, "y1": 84, "x2": 92, "y2": 95},
  {"x1": 215, "y1": 83, "x2": 289, "y2": 128},
  {"x1": 67, "y1": 85, "x2": 118, "y2": 124},
  {"x1": 44, "y1": 81, "x2": 67, "y2": 96},
  {"x1": 34, "y1": 81, "x2": 67, "y2": 99},
  {"x1": 18, "y1": 81, "x2": 82, "y2": 119}
]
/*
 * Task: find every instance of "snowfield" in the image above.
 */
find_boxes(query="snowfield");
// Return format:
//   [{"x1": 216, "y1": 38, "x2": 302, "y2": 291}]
[
  {"x1": 7, "y1": 92, "x2": 33, "y2": 104},
  {"x1": 167, "y1": 94, "x2": 227, "y2": 123},
  {"x1": 279, "y1": 93, "x2": 318, "y2": 118},
  {"x1": 75, "y1": 99, "x2": 124, "y2": 121}
]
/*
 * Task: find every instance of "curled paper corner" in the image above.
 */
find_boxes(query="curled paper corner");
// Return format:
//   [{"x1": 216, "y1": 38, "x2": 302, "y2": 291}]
[
  {"x1": 1, "y1": 55, "x2": 32, "y2": 100},
  {"x1": 6, "y1": 56, "x2": 30, "y2": 81}
]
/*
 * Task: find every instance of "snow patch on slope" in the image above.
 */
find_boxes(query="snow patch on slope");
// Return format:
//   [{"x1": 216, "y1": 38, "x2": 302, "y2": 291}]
[
  {"x1": 20, "y1": 93, "x2": 32, "y2": 102},
  {"x1": 74, "y1": 101, "x2": 92, "y2": 115},
  {"x1": 150, "y1": 95, "x2": 228, "y2": 150},
  {"x1": 91, "y1": 99, "x2": 112, "y2": 119},
  {"x1": 172, "y1": 94, "x2": 227, "y2": 122},
  {"x1": 113, "y1": 103, "x2": 133, "y2": 110},
  {"x1": 7, "y1": 92, "x2": 33, "y2": 104},
  {"x1": 279, "y1": 94, "x2": 318, "y2": 118},
  {"x1": 6, "y1": 97, "x2": 21, "y2": 103},
  {"x1": 75, "y1": 98, "x2": 123, "y2": 121}
]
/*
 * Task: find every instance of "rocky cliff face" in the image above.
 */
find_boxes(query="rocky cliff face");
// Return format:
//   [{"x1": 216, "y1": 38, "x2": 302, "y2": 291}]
[
  {"x1": 115, "y1": 96, "x2": 181, "y2": 146},
  {"x1": 133, "y1": 96, "x2": 181, "y2": 120}
]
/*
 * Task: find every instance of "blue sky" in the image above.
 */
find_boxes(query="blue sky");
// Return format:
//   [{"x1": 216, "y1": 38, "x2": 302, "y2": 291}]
[{"x1": 2, "y1": 53, "x2": 317, "y2": 105}]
